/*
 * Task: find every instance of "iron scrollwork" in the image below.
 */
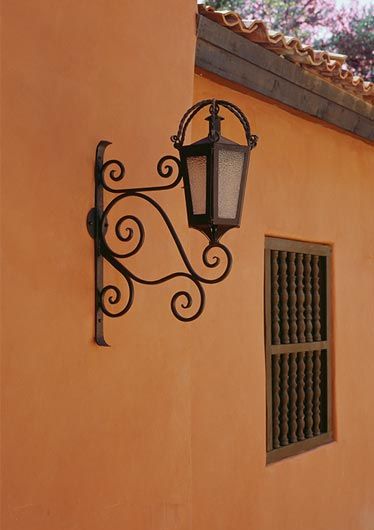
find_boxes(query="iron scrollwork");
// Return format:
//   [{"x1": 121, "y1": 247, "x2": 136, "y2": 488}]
[{"x1": 87, "y1": 140, "x2": 233, "y2": 346}]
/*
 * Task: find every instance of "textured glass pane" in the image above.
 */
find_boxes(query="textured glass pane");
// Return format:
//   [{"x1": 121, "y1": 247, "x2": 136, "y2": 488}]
[
  {"x1": 187, "y1": 156, "x2": 207, "y2": 215},
  {"x1": 218, "y1": 150, "x2": 245, "y2": 219}
]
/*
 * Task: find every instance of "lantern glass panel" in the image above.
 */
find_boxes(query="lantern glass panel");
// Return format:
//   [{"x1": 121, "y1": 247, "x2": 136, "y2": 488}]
[
  {"x1": 186, "y1": 155, "x2": 207, "y2": 215},
  {"x1": 217, "y1": 149, "x2": 245, "y2": 219}
]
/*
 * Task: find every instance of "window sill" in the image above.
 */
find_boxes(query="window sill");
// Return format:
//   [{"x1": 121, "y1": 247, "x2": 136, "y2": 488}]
[{"x1": 266, "y1": 432, "x2": 334, "y2": 464}]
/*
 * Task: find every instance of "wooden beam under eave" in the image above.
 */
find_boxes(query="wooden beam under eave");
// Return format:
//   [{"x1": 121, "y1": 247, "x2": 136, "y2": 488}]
[{"x1": 195, "y1": 16, "x2": 374, "y2": 142}]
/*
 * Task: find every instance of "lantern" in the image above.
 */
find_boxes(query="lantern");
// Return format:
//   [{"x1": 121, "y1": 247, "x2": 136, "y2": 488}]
[{"x1": 173, "y1": 99, "x2": 258, "y2": 241}]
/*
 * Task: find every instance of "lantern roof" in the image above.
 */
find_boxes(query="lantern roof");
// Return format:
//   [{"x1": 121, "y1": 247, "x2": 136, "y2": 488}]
[{"x1": 191, "y1": 135, "x2": 241, "y2": 146}]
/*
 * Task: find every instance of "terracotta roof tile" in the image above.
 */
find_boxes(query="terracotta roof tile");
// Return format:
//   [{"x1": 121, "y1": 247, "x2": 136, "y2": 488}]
[{"x1": 199, "y1": 5, "x2": 374, "y2": 104}]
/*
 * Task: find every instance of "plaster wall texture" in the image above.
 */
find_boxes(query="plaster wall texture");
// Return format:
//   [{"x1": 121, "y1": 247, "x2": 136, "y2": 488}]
[
  {"x1": 1, "y1": 1, "x2": 196, "y2": 529},
  {"x1": 1, "y1": 1, "x2": 374, "y2": 529},
  {"x1": 191, "y1": 73, "x2": 374, "y2": 530}
]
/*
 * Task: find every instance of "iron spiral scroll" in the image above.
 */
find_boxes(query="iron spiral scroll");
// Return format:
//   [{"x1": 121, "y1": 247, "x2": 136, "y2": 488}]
[{"x1": 88, "y1": 140, "x2": 233, "y2": 346}]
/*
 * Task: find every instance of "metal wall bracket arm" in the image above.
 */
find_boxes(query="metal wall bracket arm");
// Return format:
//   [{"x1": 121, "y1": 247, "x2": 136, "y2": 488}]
[{"x1": 88, "y1": 140, "x2": 233, "y2": 346}]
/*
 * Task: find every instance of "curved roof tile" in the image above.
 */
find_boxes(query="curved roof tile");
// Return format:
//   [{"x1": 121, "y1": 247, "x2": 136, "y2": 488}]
[{"x1": 199, "y1": 5, "x2": 374, "y2": 104}]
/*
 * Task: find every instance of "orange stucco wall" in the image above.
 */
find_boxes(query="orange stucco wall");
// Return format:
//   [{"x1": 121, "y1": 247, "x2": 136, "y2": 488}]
[
  {"x1": 192, "y1": 74, "x2": 374, "y2": 530},
  {"x1": 1, "y1": 1, "x2": 196, "y2": 529},
  {"x1": 1, "y1": 1, "x2": 374, "y2": 529}
]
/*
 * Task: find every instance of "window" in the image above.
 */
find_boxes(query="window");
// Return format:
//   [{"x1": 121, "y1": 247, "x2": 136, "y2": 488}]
[{"x1": 265, "y1": 237, "x2": 333, "y2": 463}]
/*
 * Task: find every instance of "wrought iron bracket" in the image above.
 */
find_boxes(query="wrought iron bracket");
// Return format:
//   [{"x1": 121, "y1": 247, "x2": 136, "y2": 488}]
[{"x1": 88, "y1": 140, "x2": 234, "y2": 346}]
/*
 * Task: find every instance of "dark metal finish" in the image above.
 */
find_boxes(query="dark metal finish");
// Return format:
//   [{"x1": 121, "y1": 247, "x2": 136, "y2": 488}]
[
  {"x1": 88, "y1": 99, "x2": 256, "y2": 345},
  {"x1": 88, "y1": 140, "x2": 235, "y2": 346},
  {"x1": 93, "y1": 141, "x2": 111, "y2": 347},
  {"x1": 172, "y1": 99, "x2": 258, "y2": 241}
]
